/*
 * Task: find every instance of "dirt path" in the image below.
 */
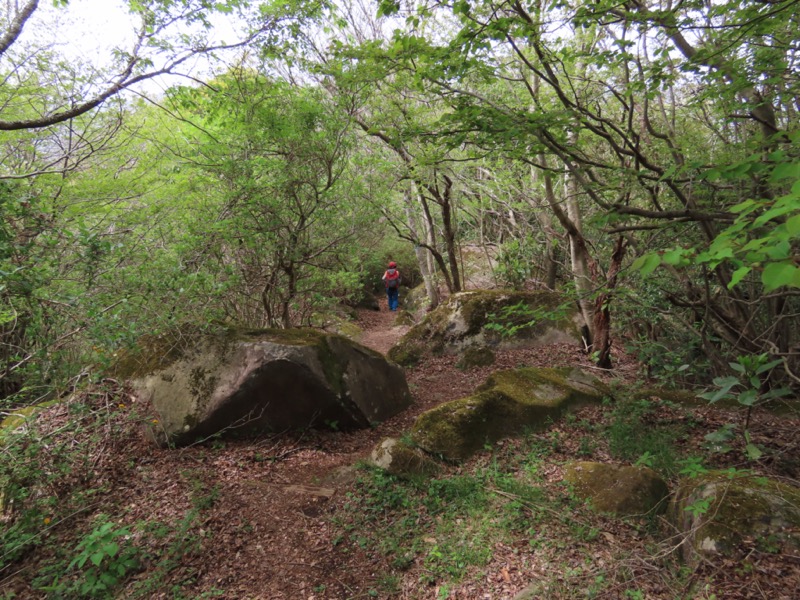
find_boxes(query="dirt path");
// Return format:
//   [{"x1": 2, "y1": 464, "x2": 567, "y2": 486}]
[{"x1": 356, "y1": 297, "x2": 411, "y2": 355}]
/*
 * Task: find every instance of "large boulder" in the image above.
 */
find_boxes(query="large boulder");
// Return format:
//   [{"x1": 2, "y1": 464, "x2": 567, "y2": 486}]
[
  {"x1": 411, "y1": 367, "x2": 607, "y2": 461},
  {"x1": 670, "y1": 472, "x2": 800, "y2": 563},
  {"x1": 563, "y1": 462, "x2": 669, "y2": 516},
  {"x1": 122, "y1": 327, "x2": 412, "y2": 446},
  {"x1": 388, "y1": 290, "x2": 583, "y2": 366}
]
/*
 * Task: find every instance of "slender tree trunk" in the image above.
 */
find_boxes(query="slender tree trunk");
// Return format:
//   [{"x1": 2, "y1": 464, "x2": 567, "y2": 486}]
[
  {"x1": 593, "y1": 237, "x2": 627, "y2": 369},
  {"x1": 404, "y1": 188, "x2": 439, "y2": 309},
  {"x1": 531, "y1": 163, "x2": 559, "y2": 289}
]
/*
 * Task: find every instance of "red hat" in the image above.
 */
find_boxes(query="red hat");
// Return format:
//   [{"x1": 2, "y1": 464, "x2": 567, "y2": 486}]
[{"x1": 388, "y1": 261, "x2": 397, "y2": 268}]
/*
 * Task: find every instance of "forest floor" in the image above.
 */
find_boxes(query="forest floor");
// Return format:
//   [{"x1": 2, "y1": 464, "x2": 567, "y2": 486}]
[{"x1": 2, "y1": 296, "x2": 800, "y2": 599}]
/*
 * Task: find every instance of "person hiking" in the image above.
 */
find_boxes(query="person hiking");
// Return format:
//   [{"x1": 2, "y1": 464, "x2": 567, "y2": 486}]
[{"x1": 381, "y1": 261, "x2": 401, "y2": 311}]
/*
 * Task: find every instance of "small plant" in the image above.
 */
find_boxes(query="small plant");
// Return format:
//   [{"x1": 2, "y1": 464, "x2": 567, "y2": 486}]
[
  {"x1": 63, "y1": 516, "x2": 139, "y2": 598},
  {"x1": 699, "y1": 353, "x2": 791, "y2": 458},
  {"x1": 677, "y1": 456, "x2": 707, "y2": 479},
  {"x1": 683, "y1": 496, "x2": 712, "y2": 519},
  {"x1": 485, "y1": 301, "x2": 571, "y2": 339}
]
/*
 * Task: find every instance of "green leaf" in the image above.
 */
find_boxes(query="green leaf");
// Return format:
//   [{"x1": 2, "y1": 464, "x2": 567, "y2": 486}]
[
  {"x1": 768, "y1": 161, "x2": 800, "y2": 182},
  {"x1": 103, "y1": 542, "x2": 119, "y2": 557},
  {"x1": 762, "y1": 261, "x2": 800, "y2": 292},
  {"x1": 754, "y1": 205, "x2": 797, "y2": 227},
  {"x1": 738, "y1": 389, "x2": 758, "y2": 406},
  {"x1": 728, "y1": 361, "x2": 746, "y2": 373},
  {"x1": 729, "y1": 199, "x2": 757, "y2": 214},
  {"x1": 377, "y1": 0, "x2": 401, "y2": 17},
  {"x1": 90, "y1": 552, "x2": 105, "y2": 567},
  {"x1": 755, "y1": 358, "x2": 784, "y2": 375},
  {"x1": 745, "y1": 443, "x2": 763, "y2": 460},
  {"x1": 631, "y1": 253, "x2": 661, "y2": 276},
  {"x1": 727, "y1": 266, "x2": 751, "y2": 289},
  {"x1": 786, "y1": 214, "x2": 800, "y2": 236},
  {"x1": 662, "y1": 248, "x2": 689, "y2": 266},
  {"x1": 704, "y1": 425, "x2": 736, "y2": 443}
]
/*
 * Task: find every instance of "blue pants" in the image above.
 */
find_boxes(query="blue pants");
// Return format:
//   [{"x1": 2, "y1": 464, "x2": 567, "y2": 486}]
[{"x1": 386, "y1": 287, "x2": 399, "y2": 311}]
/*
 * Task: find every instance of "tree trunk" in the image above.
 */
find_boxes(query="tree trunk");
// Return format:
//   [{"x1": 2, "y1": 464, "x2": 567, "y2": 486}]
[{"x1": 404, "y1": 188, "x2": 440, "y2": 309}]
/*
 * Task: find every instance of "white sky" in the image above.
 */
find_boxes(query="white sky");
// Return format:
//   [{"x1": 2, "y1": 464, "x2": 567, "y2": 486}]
[{"x1": 10, "y1": 0, "x2": 242, "y2": 94}]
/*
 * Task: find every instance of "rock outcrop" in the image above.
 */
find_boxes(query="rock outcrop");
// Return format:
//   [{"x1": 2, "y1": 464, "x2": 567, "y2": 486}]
[
  {"x1": 123, "y1": 327, "x2": 412, "y2": 446},
  {"x1": 563, "y1": 462, "x2": 669, "y2": 516},
  {"x1": 670, "y1": 471, "x2": 800, "y2": 563},
  {"x1": 388, "y1": 290, "x2": 582, "y2": 366},
  {"x1": 411, "y1": 367, "x2": 607, "y2": 461}
]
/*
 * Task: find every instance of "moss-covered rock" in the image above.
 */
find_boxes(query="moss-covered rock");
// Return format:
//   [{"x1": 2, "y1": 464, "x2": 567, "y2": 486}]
[
  {"x1": 410, "y1": 367, "x2": 608, "y2": 461},
  {"x1": 456, "y1": 346, "x2": 495, "y2": 370},
  {"x1": 127, "y1": 326, "x2": 413, "y2": 446},
  {"x1": 369, "y1": 437, "x2": 441, "y2": 478},
  {"x1": 670, "y1": 471, "x2": 800, "y2": 563},
  {"x1": 388, "y1": 290, "x2": 581, "y2": 366},
  {"x1": 563, "y1": 462, "x2": 669, "y2": 516}
]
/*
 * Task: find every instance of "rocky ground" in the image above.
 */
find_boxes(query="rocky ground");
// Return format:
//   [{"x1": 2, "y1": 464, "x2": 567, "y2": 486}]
[{"x1": 1, "y1": 296, "x2": 798, "y2": 599}]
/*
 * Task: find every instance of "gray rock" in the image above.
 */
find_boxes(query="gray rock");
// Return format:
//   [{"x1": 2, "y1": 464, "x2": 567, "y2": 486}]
[
  {"x1": 126, "y1": 327, "x2": 412, "y2": 446},
  {"x1": 388, "y1": 290, "x2": 582, "y2": 366}
]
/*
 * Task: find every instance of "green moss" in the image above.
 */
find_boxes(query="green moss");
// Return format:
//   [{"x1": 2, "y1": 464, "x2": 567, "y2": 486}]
[
  {"x1": 387, "y1": 342, "x2": 424, "y2": 367},
  {"x1": 335, "y1": 321, "x2": 363, "y2": 340},
  {"x1": 0, "y1": 401, "x2": 57, "y2": 437},
  {"x1": 411, "y1": 367, "x2": 607, "y2": 461},
  {"x1": 371, "y1": 438, "x2": 441, "y2": 478},
  {"x1": 480, "y1": 367, "x2": 609, "y2": 405},
  {"x1": 456, "y1": 346, "x2": 495, "y2": 370},
  {"x1": 564, "y1": 462, "x2": 669, "y2": 516}
]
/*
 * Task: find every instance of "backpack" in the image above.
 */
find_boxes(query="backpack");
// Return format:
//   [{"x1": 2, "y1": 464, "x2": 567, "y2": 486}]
[{"x1": 385, "y1": 269, "x2": 400, "y2": 289}]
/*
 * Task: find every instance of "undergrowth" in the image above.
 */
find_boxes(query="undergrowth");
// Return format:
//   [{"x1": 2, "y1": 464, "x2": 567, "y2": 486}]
[
  {"x1": 331, "y1": 396, "x2": 714, "y2": 598},
  {"x1": 0, "y1": 383, "x2": 219, "y2": 599}
]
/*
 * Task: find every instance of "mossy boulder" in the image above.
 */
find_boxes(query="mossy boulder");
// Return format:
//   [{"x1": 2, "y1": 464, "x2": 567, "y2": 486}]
[
  {"x1": 456, "y1": 346, "x2": 495, "y2": 370},
  {"x1": 563, "y1": 462, "x2": 669, "y2": 516},
  {"x1": 388, "y1": 290, "x2": 581, "y2": 366},
  {"x1": 370, "y1": 437, "x2": 441, "y2": 478},
  {"x1": 125, "y1": 327, "x2": 412, "y2": 446},
  {"x1": 670, "y1": 472, "x2": 800, "y2": 563},
  {"x1": 411, "y1": 367, "x2": 608, "y2": 461}
]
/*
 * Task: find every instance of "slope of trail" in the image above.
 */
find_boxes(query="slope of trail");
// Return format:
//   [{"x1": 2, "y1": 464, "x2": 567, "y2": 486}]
[{"x1": 356, "y1": 296, "x2": 411, "y2": 355}]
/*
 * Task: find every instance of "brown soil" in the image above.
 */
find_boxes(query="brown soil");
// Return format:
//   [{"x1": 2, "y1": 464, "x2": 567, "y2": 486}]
[{"x1": 2, "y1": 301, "x2": 799, "y2": 599}]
